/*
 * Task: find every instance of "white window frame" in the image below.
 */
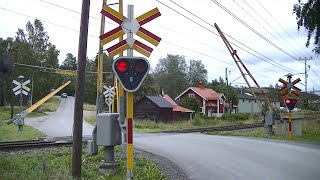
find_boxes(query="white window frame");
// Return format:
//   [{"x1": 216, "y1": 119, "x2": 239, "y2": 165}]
[
  {"x1": 188, "y1": 93, "x2": 195, "y2": 97},
  {"x1": 219, "y1": 99, "x2": 224, "y2": 104},
  {"x1": 200, "y1": 107, "x2": 203, "y2": 113}
]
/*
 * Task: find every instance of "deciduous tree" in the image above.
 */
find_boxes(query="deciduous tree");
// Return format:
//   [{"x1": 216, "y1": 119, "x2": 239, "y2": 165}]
[{"x1": 293, "y1": 0, "x2": 320, "y2": 54}]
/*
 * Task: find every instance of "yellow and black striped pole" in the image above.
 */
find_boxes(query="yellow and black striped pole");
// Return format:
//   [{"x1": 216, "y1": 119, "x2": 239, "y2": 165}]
[
  {"x1": 288, "y1": 110, "x2": 292, "y2": 140},
  {"x1": 126, "y1": 92, "x2": 134, "y2": 179}
]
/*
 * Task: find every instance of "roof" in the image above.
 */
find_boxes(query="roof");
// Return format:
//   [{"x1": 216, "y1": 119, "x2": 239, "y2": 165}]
[
  {"x1": 163, "y1": 94, "x2": 194, "y2": 113},
  {"x1": 163, "y1": 94, "x2": 177, "y2": 106},
  {"x1": 237, "y1": 94, "x2": 264, "y2": 100},
  {"x1": 173, "y1": 106, "x2": 194, "y2": 112},
  {"x1": 146, "y1": 96, "x2": 173, "y2": 108},
  {"x1": 175, "y1": 87, "x2": 226, "y2": 101},
  {"x1": 205, "y1": 101, "x2": 217, "y2": 107}
]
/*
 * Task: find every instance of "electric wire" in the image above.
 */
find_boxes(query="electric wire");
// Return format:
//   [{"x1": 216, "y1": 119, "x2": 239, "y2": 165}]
[
  {"x1": 210, "y1": 0, "x2": 302, "y2": 63},
  {"x1": 1, "y1": 3, "x2": 310, "y2": 86},
  {"x1": 157, "y1": 0, "x2": 299, "y2": 73},
  {"x1": 234, "y1": 0, "x2": 302, "y2": 58},
  {"x1": 255, "y1": 0, "x2": 314, "y2": 58},
  {"x1": 33, "y1": 0, "x2": 299, "y2": 74}
]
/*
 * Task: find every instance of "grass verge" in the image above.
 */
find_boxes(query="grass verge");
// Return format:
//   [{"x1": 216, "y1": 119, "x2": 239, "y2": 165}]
[
  {"x1": 207, "y1": 110, "x2": 320, "y2": 143},
  {"x1": 134, "y1": 113, "x2": 262, "y2": 132},
  {"x1": 0, "y1": 97, "x2": 60, "y2": 142},
  {"x1": 27, "y1": 97, "x2": 61, "y2": 118},
  {"x1": 83, "y1": 103, "x2": 96, "y2": 111},
  {"x1": 0, "y1": 146, "x2": 167, "y2": 180}
]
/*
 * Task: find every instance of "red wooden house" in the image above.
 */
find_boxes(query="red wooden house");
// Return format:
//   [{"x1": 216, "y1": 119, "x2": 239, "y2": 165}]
[
  {"x1": 175, "y1": 83, "x2": 226, "y2": 117},
  {"x1": 163, "y1": 94, "x2": 194, "y2": 121}
]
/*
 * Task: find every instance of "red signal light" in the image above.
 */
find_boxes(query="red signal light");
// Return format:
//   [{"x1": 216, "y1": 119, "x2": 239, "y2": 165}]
[
  {"x1": 284, "y1": 98, "x2": 298, "y2": 111},
  {"x1": 116, "y1": 60, "x2": 127, "y2": 72},
  {"x1": 285, "y1": 99, "x2": 291, "y2": 104}
]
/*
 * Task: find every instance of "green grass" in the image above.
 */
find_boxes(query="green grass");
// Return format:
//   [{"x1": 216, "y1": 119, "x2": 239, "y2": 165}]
[
  {"x1": 134, "y1": 113, "x2": 262, "y2": 132},
  {"x1": 0, "y1": 146, "x2": 167, "y2": 180},
  {"x1": 83, "y1": 103, "x2": 96, "y2": 111},
  {"x1": 84, "y1": 111, "x2": 96, "y2": 125},
  {"x1": 83, "y1": 113, "x2": 262, "y2": 133},
  {"x1": 207, "y1": 110, "x2": 320, "y2": 143},
  {"x1": 0, "y1": 97, "x2": 60, "y2": 142},
  {"x1": 27, "y1": 97, "x2": 61, "y2": 118}
]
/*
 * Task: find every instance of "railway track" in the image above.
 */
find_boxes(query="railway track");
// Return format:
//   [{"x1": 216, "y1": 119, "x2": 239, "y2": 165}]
[
  {"x1": 0, "y1": 124, "x2": 264, "y2": 151},
  {"x1": 158, "y1": 123, "x2": 264, "y2": 133},
  {"x1": 0, "y1": 139, "x2": 72, "y2": 151}
]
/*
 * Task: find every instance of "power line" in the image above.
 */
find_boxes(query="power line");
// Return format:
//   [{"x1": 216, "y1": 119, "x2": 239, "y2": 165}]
[
  {"x1": 161, "y1": 40, "x2": 275, "y2": 80},
  {"x1": 255, "y1": 0, "x2": 314, "y2": 58},
  {"x1": 1, "y1": 3, "x2": 301, "y2": 81},
  {"x1": 210, "y1": 0, "x2": 303, "y2": 63},
  {"x1": 0, "y1": 7, "x2": 99, "y2": 38},
  {"x1": 157, "y1": 0, "x2": 299, "y2": 73},
  {"x1": 38, "y1": 0, "x2": 118, "y2": 26},
  {"x1": 234, "y1": 0, "x2": 303, "y2": 58},
  {"x1": 33, "y1": 0, "x2": 298, "y2": 74}
]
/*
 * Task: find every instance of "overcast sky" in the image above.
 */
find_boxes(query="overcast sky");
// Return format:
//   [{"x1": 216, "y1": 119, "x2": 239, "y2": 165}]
[{"x1": 0, "y1": 0, "x2": 319, "y2": 93}]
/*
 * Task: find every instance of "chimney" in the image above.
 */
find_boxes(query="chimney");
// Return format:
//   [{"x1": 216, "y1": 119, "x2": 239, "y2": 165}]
[{"x1": 198, "y1": 81, "x2": 205, "y2": 89}]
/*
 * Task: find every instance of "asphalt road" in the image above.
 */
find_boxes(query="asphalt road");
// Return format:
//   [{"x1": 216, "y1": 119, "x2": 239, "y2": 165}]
[
  {"x1": 134, "y1": 133, "x2": 320, "y2": 180},
  {"x1": 25, "y1": 96, "x2": 93, "y2": 137}
]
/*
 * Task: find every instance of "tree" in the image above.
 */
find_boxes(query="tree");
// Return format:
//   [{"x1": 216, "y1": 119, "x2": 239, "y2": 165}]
[
  {"x1": 293, "y1": 0, "x2": 320, "y2": 54},
  {"x1": 154, "y1": 54, "x2": 208, "y2": 98},
  {"x1": 60, "y1": 53, "x2": 77, "y2": 70},
  {"x1": 154, "y1": 54, "x2": 188, "y2": 98},
  {"x1": 13, "y1": 19, "x2": 61, "y2": 102},
  {"x1": 209, "y1": 80, "x2": 238, "y2": 105},
  {"x1": 178, "y1": 97, "x2": 200, "y2": 113},
  {"x1": 135, "y1": 74, "x2": 159, "y2": 102},
  {"x1": 186, "y1": 59, "x2": 208, "y2": 86}
]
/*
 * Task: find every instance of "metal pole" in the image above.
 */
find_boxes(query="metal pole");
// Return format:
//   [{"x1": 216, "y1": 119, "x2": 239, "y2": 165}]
[
  {"x1": 96, "y1": 0, "x2": 107, "y2": 114},
  {"x1": 11, "y1": 49, "x2": 18, "y2": 119},
  {"x1": 19, "y1": 77, "x2": 23, "y2": 131},
  {"x1": 305, "y1": 57, "x2": 307, "y2": 93},
  {"x1": 30, "y1": 74, "x2": 33, "y2": 105},
  {"x1": 288, "y1": 110, "x2": 292, "y2": 140},
  {"x1": 126, "y1": 5, "x2": 134, "y2": 180},
  {"x1": 72, "y1": 0, "x2": 90, "y2": 179},
  {"x1": 118, "y1": 0, "x2": 127, "y2": 159}
]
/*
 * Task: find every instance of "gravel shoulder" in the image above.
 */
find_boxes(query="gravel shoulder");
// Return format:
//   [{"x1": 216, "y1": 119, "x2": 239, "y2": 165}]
[{"x1": 134, "y1": 148, "x2": 189, "y2": 180}]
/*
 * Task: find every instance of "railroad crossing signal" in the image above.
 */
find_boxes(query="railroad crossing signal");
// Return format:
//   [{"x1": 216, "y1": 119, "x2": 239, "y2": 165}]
[
  {"x1": 13, "y1": 79, "x2": 30, "y2": 96},
  {"x1": 278, "y1": 77, "x2": 301, "y2": 99},
  {"x1": 112, "y1": 56, "x2": 150, "y2": 92},
  {"x1": 284, "y1": 98, "x2": 298, "y2": 111},
  {"x1": 99, "y1": 6, "x2": 161, "y2": 57},
  {"x1": 103, "y1": 85, "x2": 116, "y2": 112},
  {"x1": 0, "y1": 54, "x2": 13, "y2": 80}
]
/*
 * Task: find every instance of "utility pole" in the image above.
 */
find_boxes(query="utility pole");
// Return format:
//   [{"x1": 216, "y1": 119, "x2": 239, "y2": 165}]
[
  {"x1": 72, "y1": 0, "x2": 90, "y2": 179},
  {"x1": 300, "y1": 57, "x2": 312, "y2": 93}
]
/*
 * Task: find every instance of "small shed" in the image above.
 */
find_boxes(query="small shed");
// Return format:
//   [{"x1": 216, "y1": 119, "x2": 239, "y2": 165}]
[
  {"x1": 163, "y1": 94, "x2": 194, "y2": 121},
  {"x1": 134, "y1": 96, "x2": 173, "y2": 122}
]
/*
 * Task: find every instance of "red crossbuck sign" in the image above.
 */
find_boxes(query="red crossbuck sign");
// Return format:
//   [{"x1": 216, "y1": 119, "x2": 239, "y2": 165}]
[
  {"x1": 278, "y1": 78, "x2": 301, "y2": 99},
  {"x1": 100, "y1": 6, "x2": 161, "y2": 57}
]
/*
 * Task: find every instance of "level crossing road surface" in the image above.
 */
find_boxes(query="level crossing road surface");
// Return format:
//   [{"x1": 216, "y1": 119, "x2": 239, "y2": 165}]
[
  {"x1": 134, "y1": 133, "x2": 320, "y2": 180},
  {"x1": 25, "y1": 96, "x2": 93, "y2": 137}
]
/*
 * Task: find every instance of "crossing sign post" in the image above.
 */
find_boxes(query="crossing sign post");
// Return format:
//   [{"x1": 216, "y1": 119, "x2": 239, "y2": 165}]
[
  {"x1": 99, "y1": 5, "x2": 161, "y2": 57},
  {"x1": 12, "y1": 76, "x2": 30, "y2": 130},
  {"x1": 278, "y1": 73, "x2": 301, "y2": 139},
  {"x1": 100, "y1": 4, "x2": 161, "y2": 179},
  {"x1": 103, "y1": 85, "x2": 116, "y2": 112}
]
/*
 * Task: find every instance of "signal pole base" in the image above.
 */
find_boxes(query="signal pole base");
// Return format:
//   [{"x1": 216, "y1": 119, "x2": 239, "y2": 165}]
[
  {"x1": 99, "y1": 161, "x2": 120, "y2": 175},
  {"x1": 264, "y1": 125, "x2": 275, "y2": 138}
]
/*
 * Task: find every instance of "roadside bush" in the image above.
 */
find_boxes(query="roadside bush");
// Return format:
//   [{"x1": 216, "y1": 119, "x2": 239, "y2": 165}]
[{"x1": 191, "y1": 113, "x2": 206, "y2": 126}]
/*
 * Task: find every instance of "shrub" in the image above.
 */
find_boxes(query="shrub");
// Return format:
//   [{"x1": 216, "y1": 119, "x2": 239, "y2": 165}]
[{"x1": 221, "y1": 113, "x2": 249, "y2": 122}]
